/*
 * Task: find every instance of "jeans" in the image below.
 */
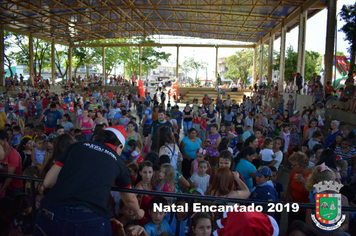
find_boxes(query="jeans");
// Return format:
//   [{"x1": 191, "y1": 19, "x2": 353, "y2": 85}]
[
  {"x1": 37, "y1": 109, "x2": 42, "y2": 119},
  {"x1": 183, "y1": 121, "x2": 192, "y2": 137},
  {"x1": 34, "y1": 206, "x2": 111, "y2": 236},
  {"x1": 20, "y1": 110, "x2": 24, "y2": 118},
  {"x1": 86, "y1": 133, "x2": 93, "y2": 140}
]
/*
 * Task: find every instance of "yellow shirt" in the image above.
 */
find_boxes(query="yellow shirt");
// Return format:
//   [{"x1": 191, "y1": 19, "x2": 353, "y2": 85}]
[{"x1": 0, "y1": 111, "x2": 7, "y2": 130}]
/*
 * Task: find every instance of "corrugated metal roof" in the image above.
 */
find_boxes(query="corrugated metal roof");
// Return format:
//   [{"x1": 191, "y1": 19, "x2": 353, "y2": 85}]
[{"x1": 0, "y1": 0, "x2": 328, "y2": 44}]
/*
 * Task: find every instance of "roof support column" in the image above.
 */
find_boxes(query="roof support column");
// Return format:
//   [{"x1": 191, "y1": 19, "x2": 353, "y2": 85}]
[
  {"x1": 259, "y1": 44, "x2": 264, "y2": 85},
  {"x1": 139, "y1": 46, "x2": 142, "y2": 79},
  {"x1": 268, "y1": 34, "x2": 274, "y2": 85},
  {"x1": 297, "y1": 10, "x2": 307, "y2": 87},
  {"x1": 252, "y1": 46, "x2": 257, "y2": 86},
  {"x1": 176, "y1": 45, "x2": 179, "y2": 78},
  {"x1": 0, "y1": 24, "x2": 4, "y2": 86},
  {"x1": 68, "y1": 45, "x2": 72, "y2": 82},
  {"x1": 324, "y1": 0, "x2": 337, "y2": 84},
  {"x1": 102, "y1": 47, "x2": 105, "y2": 85},
  {"x1": 279, "y1": 25, "x2": 287, "y2": 92},
  {"x1": 215, "y1": 46, "x2": 219, "y2": 79},
  {"x1": 29, "y1": 33, "x2": 34, "y2": 78},
  {"x1": 51, "y1": 38, "x2": 55, "y2": 85}
]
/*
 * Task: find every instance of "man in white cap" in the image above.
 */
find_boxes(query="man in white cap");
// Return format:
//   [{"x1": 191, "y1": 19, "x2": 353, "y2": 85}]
[{"x1": 35, "y1": 125, "x2": 144, "y2": 236}]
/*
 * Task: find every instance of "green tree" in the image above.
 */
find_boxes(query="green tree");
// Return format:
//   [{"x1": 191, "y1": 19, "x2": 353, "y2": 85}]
[
  {"x1": 182, "y1": 57, "x2": 207, "y2": 81},
  {"x1": 336, "y1": 51, "x2": 346, "y2": 56},
  {"x1": 55, "y1": 47, "x2": 69, "y2": 83},
  {"x1": 180, "y1": 60, "x2": 192, "y2": 84},
  {"x1": 340, "y1": 3, "x2": 356, "y2": 74},
  {"x1": 275, "y1": 45, "x2": 322, "y2": 82},
  {"x1": 10, "y1": 33, "x2": 51, "y2": 76},
  {"x1": 225, "y1": 49, "x2": 254, "y2": 84},
  {"x1": 3, "y1": 31, "x2": 16, "y2": 77},
  {"x1": 119, "y1": 37, "x2": 171, "y2": 78},
  {"x1": 72, "y1": 47, "x2": 99, "y2": 80}
]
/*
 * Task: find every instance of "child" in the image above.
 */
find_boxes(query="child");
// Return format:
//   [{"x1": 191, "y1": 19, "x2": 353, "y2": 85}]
[
  {"x1": 155, "y1": 164, "x2": 175, "y2": 199},
  {"x1": 35, "y1": 182, "x2": 45, "y2": 209},
  {"x1": 231, "y1": 112, "x2": 244, "y2": 143},
  {"x1": 192, "y1": 110, "x2": 201, "y2": 132},
  {"x1": 62, "y1": 114, "x2": 74, "y2": 133},
  {"x1": 274, "y1": 115, "x2": 283, "y2": 137},
  {"x1": 249, "y1": 166, "x2": 278, "y2": 211},
  {"x1": 128, "y1": 139, "x2": 144, "y2": 164},
  {"x1": 168, "y1": 198, "x2": 192, "y2": 236},
  {"x1": 281, "y1": 124, "x2": 290, "y2": 154},
  {"x1": 137, "y1": 101, "x2": 144, "y2": 123},
  {"x1": 31, "y1": 135, "x2": 47, "y2": 167},
  {"x1": 117, "y1": 110, "x2": 130, "y2": 129},
  {"x1": 336, "y1": 159, "x2": 348, "y2": 183},
  {"x1": 267, "y1": 118, "x2": 275, "y2": 138},
  {"x1": 242, "y1": 125, "x2": 252, "y2": 142},
  {"x1": 228, "y1": 130, "x2": 238, "y2": 155},
  {"x1": 290, "y1": 124, "x2": 300, "y2": 148},
  {"x1": 6, "y1": 107, "x2": 18, "y2": 124},
  {"x1": 255, "y1": 128, "x2": 264, "y2": 150},
  {"x1": 12, "y1": 126, "x2": 22, "y2": 148},
  {"x1": 127, "y1": 163, "x2": 139, "y2": 187},
  {"x1": 260, "y1": 138, "x2": 276, "y2": 166},
  {"x1": 190, "y1": 212, "x2": 212, "y2": 236},
  {"x1": 219, "y1": 124, "x2": 228, "y2": 138},
  {"x1": 13, "y1": 194, "x2": 34, "y2": 235},
  {"x1": 270, "y1": 166, "x2": 284, "y2": 224},
  {"x1": 200, "y1": 113, "x2": 207, "y2": 142},
  {"x1": 144, "y1": 197, "x2": 174, "y2": 236},
  {"x1": 308, "y1": 130, "x2": 323, "y2": 150},
  {"x1": 190, "y1": 148, "x2": 206, "y2": 176},
  {"x1": 190, "y1": 160, "x2": 210, "y2": 194},
  {"x1": 76, "y1": 104, "x2": 83, "y2": 124}
]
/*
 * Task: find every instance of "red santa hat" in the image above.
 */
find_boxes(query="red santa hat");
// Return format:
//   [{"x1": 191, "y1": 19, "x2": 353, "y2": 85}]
[
  {"x1": 213, "y1": 210, "x2": 279, "y2": 236},
  {"x1": 229, "y1": 130, "x2": 237, "y2": 137},
  {"x1": 105, "y1": 125, "x2": 127, "y2": 148}
]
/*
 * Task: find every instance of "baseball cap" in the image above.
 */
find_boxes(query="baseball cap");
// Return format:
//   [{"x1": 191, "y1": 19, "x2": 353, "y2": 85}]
[
  {"x1": 293, "y1": 110, "x2": 299, "y2": 115},
  {"x1": 105, "y1": 125, "x2": 126, "y2": 148},
  {"x1": 276, "y1": 114, "x2": 283, "y2": 121},
  {"x1": 253, "y1": 166, "x2": 272, "y2": 177}
]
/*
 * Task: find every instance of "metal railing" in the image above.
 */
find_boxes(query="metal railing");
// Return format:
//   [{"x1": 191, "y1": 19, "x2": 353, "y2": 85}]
[{"x1": 1, "y1": 173, "x2": 356, "y2": 227}]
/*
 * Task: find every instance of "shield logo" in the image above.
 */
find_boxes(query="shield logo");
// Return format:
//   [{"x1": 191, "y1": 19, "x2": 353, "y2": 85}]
[{"x1": 315, "y1": 193, "x2": 342, "y2": 224}]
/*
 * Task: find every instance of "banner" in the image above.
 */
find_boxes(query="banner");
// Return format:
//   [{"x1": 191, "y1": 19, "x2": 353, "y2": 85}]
[
  {"x1": 138, "y1": 79, "x2": 145, "y2": 97},
  {"x1": 171, "y1": 81, "x2": 178, "y2": 97}
]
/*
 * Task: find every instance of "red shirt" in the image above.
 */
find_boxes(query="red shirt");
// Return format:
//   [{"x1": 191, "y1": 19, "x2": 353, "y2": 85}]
[
  {"x1": 289, "y1": 169, "x2": 311, "y2": 204},
  {"x1": 42, "y1": 97, "x2": 49, "y2": 109},
  {"x1": 0, "y1": 148, "x2": 23, "y2": 190}
]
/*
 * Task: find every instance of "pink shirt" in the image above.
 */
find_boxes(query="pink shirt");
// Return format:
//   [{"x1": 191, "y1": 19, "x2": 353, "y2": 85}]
[{"x1": 289, "y1": 116, "x2": 302, "y2": 130}]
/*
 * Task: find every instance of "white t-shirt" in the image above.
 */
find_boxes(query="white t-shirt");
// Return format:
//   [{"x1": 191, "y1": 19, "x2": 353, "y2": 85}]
[
  {"x1": 260, "y1": 148, "x2": 274, "y2": 162},
  {"x1": 273, "y1": 150, "x2": 283, "y2": 170},
  {"x1": 190, "y1": 173, "x2": 210, "y2": 194}
]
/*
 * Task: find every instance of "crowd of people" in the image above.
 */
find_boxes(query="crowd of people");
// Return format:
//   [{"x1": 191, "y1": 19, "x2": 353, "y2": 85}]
[{"x1": 0, "y1": 79, "x2": 356, "y2": 236}]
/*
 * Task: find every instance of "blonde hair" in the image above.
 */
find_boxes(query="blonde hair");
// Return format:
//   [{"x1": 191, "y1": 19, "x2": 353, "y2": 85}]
[
  {"x1": 306, "y1": 164, "x2": 336, "y2": 192},
  {"x1": 336, "y1": 160, "x2": 348, "y2": 170},
  {"x1": 16, "y1": 117, "x2": 25, "y2": 133},
  {"x1": 160, "y1": 164, "x2": 175, "y2": 192},
  {"x1": 289, "y1": 152, "x2": 309, "y2": 168}
]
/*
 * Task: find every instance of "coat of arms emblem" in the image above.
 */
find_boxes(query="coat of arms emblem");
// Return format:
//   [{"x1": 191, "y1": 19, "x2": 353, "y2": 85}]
[{"x1": 311, "y1": 181, "x2": 346, "y2": 231}]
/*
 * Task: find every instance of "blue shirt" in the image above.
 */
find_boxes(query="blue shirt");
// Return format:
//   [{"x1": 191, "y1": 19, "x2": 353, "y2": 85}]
[
  {"x1": 235, "y1": 159, "x2": 256, "y2": 192},
  {"x1": 144, "y1": 219, "x2": 174, "y2": 236},
  {"x1": 144, "y1": 107, "x2": 152, "y2": 125},
  {"x1": 174, "y1": 111, "x2": 183, "y2": 123},
  {"x1": 182, "y1": 136, "x2": 202, "y2": 160},
  {"x1": 43, "y1": 109, "x2": 63, "y2": 128}
]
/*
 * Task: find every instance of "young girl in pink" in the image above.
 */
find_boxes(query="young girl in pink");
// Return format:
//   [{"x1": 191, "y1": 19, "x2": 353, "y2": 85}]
[
  {"x1": 155, "y1": 164, "x2": 175, "y2": 202},
  {"x1": 190, "y1": 148, "x2": 206, "y2": 176}
]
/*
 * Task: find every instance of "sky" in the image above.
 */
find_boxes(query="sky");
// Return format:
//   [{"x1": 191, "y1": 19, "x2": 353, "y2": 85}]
[{"x1": 154, "y1": 0, "x2": 354, "y2": 79}]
